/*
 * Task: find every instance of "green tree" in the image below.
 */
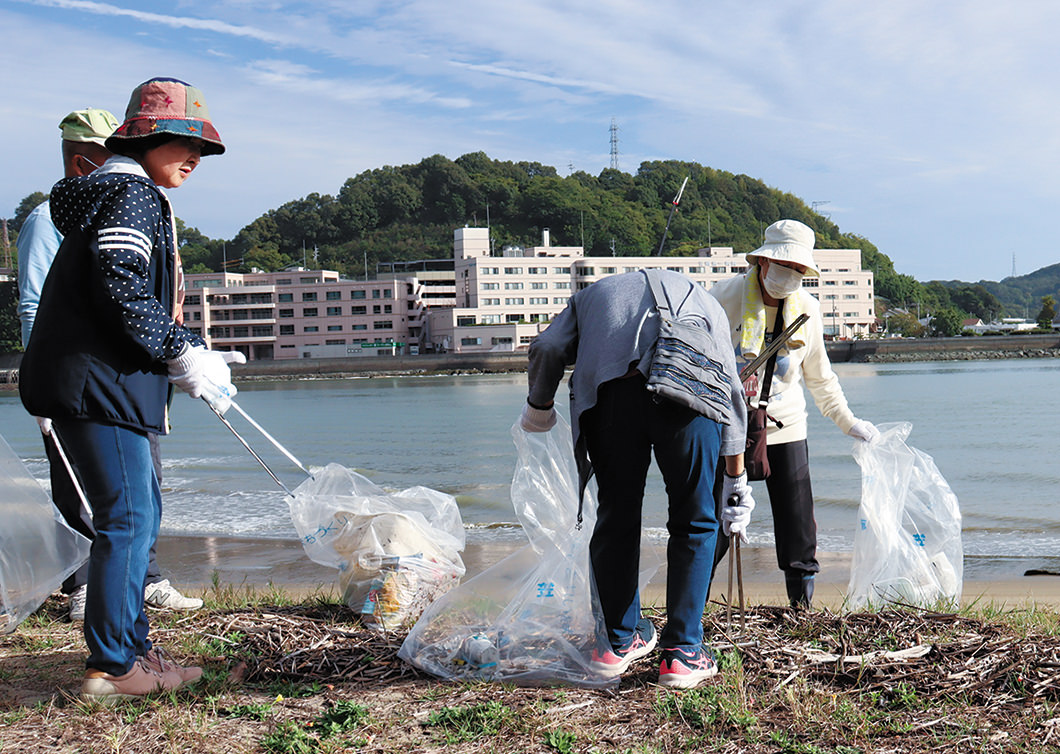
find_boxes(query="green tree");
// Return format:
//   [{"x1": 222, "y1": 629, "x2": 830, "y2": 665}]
[
  {"x1": 930, "y1": 307, "x2": 965, "y2": 337},
  {"x1": 886, "y1": 311, "x2": 925, "y2": 338},
  {"x1": 232, "y1": 215, "x2": 282, "y2": 264},
  {"x1": 243, "y1": 245, "x2": 294, "y2": 272},
  {"x1": 1037, "y1": 295, "x2": 1056, "y2": 329},
  {"x1": 0, "y1": 281, "x2": 21, "y2": 352},
  {"x1": 951, "y1": 285, "x2": 1001, "y2": 322},
  {"x1": 176, "y1": 218, "x2": 222, "y2": 272},
  {"x1": 11, "y1": 192, "x2": 49, "y2": 233}
]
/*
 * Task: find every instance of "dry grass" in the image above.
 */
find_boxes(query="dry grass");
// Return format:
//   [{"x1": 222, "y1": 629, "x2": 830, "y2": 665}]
[{"x1": 3, "y1": 589, "x2": 1060, "y2": 754}]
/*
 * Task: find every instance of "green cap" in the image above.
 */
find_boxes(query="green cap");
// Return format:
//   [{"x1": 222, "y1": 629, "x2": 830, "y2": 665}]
[{"x1": 58, "y1": 108, "x2": 119, "y2": 145}]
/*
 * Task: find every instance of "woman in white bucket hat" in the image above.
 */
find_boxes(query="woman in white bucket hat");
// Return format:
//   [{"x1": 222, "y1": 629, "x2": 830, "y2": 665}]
[{"x1": 708, "y1": 219, "x2": 878, "y2": 608}]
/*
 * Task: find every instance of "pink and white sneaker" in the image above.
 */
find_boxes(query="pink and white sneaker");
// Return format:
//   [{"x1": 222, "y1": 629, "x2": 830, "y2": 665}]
[
  {"x1": 590, "y1": 618, "x2": 658, "y2": 677},
  {"x1": 658, "y1": 646, "x2": 719, "y2": 689}
]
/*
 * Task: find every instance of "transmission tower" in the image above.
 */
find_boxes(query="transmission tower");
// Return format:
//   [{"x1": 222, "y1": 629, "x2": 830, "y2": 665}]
[
  {"x1": 609, "y1": 118, "x2": 620, "y2": 170},
  {"x1": 1011, "y1": 252, "x2": 1017, "y2": 278}
]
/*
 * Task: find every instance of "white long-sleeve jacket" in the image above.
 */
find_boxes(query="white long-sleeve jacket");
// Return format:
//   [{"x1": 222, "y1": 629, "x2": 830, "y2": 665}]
[{"x1": 709, "y1": 274, "x2": 859, "y2": 445}]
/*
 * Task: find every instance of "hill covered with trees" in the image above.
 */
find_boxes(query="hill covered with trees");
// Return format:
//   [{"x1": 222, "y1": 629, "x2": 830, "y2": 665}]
[
  {"x1": 177, "y1": 153, "x2": 919, "y2": 300},
  {"x1": 4, "y1": 153, "x2": 1058, "y2": 348}
]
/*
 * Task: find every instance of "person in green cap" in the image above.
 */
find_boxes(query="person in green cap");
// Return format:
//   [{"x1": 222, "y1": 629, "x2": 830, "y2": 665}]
[{"x1": 18, "y1": 108, "x2": 205, "y2": 623}]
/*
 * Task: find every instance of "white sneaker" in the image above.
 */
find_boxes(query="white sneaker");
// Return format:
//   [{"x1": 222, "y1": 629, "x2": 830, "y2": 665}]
[
  {"x1": 144, "y1": 579, "x2": 203, "y2": 610},
  {"x1": 68, "y1": 585, "x2": 88, "y2": 622}
]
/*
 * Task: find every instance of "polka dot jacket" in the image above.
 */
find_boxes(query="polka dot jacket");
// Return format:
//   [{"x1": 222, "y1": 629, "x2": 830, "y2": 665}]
[{"x1": 20, "y1": 166, "x2": 205, "y2": 434}]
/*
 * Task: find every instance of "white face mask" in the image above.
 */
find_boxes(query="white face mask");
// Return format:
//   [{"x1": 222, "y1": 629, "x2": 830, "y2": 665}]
[{"x1": 761, "y1": 263, "x2": 804, "y2": 299}]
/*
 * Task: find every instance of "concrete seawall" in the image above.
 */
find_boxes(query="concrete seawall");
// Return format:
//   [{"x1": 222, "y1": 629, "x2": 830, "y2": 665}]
[
  {"x1": 2, "y1": 334, "x2": 1058, "y2": 387},
  {"x1": 824, "y1": 333, "x2": 1060, "y2": 363}
]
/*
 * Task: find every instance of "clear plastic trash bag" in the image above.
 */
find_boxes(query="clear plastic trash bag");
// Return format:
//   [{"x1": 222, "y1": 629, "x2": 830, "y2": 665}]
[
  {"x1": 287, "y1": 463, "x2": 465, "y2": 631},
  {"x1": 398, "y1": 418, "x2": 616, "y2": 688},
  {"x1": 0, "y1": 432, "x2": 91, "y2": 634},
  {"x1": 846, "y1": 422, "x2": 963, "y2": 610}
]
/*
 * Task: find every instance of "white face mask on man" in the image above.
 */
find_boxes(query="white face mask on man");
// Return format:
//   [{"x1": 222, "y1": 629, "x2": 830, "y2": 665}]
[{"x1": 761, "y1": 263, "x2": 804, "y2": 299}]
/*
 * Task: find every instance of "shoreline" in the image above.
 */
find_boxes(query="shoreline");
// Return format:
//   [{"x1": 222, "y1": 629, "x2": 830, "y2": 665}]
[
  {"x1": 155, "y1": 532, "x2": 1060, "y2": 610},
  {"x1": 2, "y1": 335, "x2": 1058, "y2": 388}
]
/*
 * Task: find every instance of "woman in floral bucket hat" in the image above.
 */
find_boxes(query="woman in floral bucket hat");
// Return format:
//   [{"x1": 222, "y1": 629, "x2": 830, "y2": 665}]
[{"x1": 21, "y1": 77, "x2": 243, "y2": 704}]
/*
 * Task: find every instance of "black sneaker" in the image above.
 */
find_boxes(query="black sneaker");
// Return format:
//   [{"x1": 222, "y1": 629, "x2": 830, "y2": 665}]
[{"x1": 590, "y1": 618, "x2": 658, "y2": 677}]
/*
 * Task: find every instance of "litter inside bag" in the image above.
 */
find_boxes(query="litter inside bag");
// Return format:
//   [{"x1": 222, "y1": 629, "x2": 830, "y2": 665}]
[
  {"x1": 846, "y1": 422, "x2": 963, "y2": 610},
  {"x1": 0, "y1": 432, "x2": 91, "y2": 634},
  {"x1": 399, "y1": 418, "x2": 636, "y2": 688},
  {"x1": 288, "y1": 463, "x2": 465, "y2": 631}
]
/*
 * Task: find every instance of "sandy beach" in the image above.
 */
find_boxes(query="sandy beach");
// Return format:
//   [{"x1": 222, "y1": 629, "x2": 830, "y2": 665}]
[{"x1": 155, "y1": 533, "x2": 1060, "y2": 610}]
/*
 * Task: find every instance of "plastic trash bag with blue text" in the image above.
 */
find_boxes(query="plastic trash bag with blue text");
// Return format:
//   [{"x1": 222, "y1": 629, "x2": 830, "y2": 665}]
[
  {"x1": 399, "y1": 417, "x2": 622, "y2": 688},
  {"x1": 846, "y1": 422, "x2": 963, "y2": 610},
  {"x1": 0, "y1": 432, "x2": 91, "y2": 634}
]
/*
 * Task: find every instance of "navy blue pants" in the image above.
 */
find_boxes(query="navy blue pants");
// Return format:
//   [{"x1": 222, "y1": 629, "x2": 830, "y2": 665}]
[
  {"x1": 714, "y1": 439, "x2": 820, "y2": 577},
  {"x1": 581, "y1": 376, "x2": 723, "y2": 652},
  {"x1": 54, "y1": 420, "x2": 160, "y2": 676}
]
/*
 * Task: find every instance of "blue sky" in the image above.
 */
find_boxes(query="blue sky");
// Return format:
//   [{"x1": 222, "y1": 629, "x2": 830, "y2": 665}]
[{"x1": 2, "y1": 0, "x2": 1057, "y2": 283}]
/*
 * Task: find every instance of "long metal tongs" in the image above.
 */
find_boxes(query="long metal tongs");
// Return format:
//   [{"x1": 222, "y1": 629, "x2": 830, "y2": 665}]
[
  {"x1": 725, "y1": 493, "x2": 746, "y2": 631},
  {"x1": 738, "y1": 313, "x2": 810, "y2": 381},
  {"x1": 49, "y1": 428, "x2": 93, "y2": 519},
  {"x1": 204, "y1": 398, "x2": 312, "y2": 496}
]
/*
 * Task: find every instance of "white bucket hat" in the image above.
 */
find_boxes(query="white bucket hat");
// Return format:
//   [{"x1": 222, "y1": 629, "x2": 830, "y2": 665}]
[{"x1": 746, "y1": 219, "x2": 820, "y2": 276}]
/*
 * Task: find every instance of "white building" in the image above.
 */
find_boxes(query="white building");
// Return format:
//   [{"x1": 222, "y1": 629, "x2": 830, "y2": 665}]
[{"x1": 427, "y1": 227, "x2": 875, "y2": 353}]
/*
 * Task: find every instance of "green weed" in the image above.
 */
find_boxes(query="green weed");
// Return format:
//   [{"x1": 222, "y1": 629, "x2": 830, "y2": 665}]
[
  {"x1": 313, "y1": 700, "x2": 369, "y2": 738},
  {"x1": 544, "y1": 727, "x2": 577, "y2": 753},
  {"x1": 261, "y1": 721, "x2": 318, "y2": 754},
  {"x1": 653, "y1": 687, "x2": 718, "y2": 729},
  {"x1": 425, "y1": 700, "x2": 513, "y2": 743},
  {"x1": 220, "y1": 701, "x2": 275, "y2": 721},
  {"x1": 181, "y1": 630, "x2": 244, "y2": 657},
  {"x1": 120, "y1": 698, "x2": 154, "y2": 724}
]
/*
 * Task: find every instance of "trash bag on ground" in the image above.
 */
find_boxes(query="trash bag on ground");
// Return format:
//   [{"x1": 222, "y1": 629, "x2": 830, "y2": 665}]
[
  {"x1": 846, "y1": 422, "x2": 963, "y2": 610},
  {"x1": 288, "y1": 463, "x2": 465, "y2": 631},
  {"x1": 0, "y1": 432, "x2": 91, "y2": 634},
  {"x1": 399, "y1": 417, "x2": 625, "y2": 688}
]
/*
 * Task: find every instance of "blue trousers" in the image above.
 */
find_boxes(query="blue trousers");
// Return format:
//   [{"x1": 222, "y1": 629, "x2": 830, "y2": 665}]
[
  {"x1": 54, "y1": 420, "x2": 159, "y2": 676},
  {"x1": 581, "y1": 376, "x2": 723, "y2": 651},
  {"x1": 44, "y1": 431, "x2": 164, "y2": 595}
]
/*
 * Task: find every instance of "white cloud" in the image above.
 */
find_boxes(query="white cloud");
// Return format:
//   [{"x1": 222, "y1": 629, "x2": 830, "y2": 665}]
[{"x1": 22, "y1": 0, "x2": 293, "y2": 44}]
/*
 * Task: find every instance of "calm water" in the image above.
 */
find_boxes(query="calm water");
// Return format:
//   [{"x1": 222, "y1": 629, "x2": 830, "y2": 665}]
[{"x1": 2, "y1": 359, "x2": 1058, "y2": 571}]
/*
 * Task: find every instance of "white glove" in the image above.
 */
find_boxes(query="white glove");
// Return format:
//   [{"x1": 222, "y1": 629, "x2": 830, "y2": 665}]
[
  {"x1": 720, "y1": 471, "x2": 755, "y2": 544},
  {"x1": 168, "y1": 346, "x2": 245, "y2": 412},
  {"x1": 847, "y1": 419, "x2": 879, "y2": 443},
  {"x1": 36, "y1": 417, "x2": 53, "y2": 436},
  {"x1": 519, "y1": 402, "x2": 557, "y2": 432},
  {"x1": 200, "y1": 350, "x2": 247, "y2": 413}
]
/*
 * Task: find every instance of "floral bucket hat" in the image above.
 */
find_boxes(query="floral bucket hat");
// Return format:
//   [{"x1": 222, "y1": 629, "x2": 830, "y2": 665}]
[{"x1": 105, "y1": 77, "x2": 224, "y2": 156}]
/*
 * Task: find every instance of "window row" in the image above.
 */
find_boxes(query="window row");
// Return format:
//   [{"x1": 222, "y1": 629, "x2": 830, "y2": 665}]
[
  {"x1": 277, "y1": 305, "x2": 393, "y2": 317},
  {"x1": 275, "y1": 289, "x2": 395, "y2": 303}
]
